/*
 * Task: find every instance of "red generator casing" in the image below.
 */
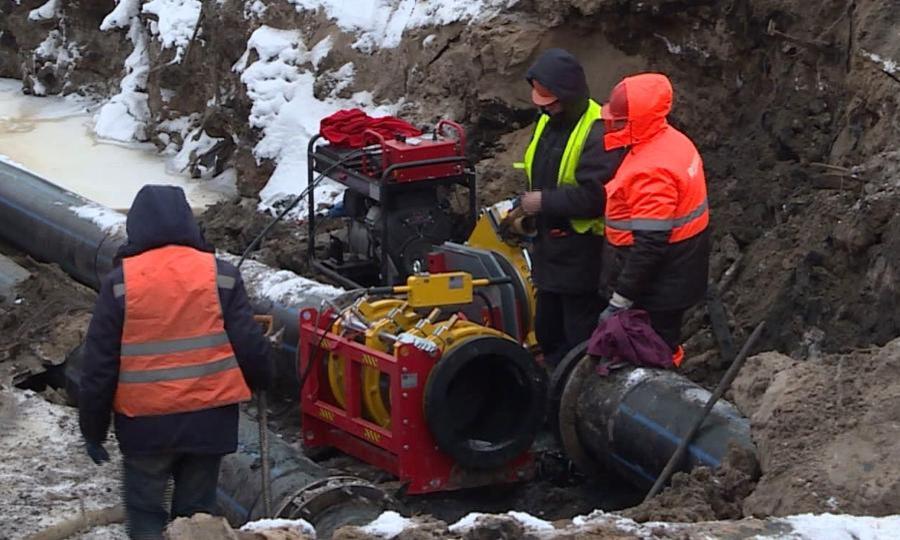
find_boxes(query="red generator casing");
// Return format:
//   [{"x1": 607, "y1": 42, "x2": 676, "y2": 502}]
[
  {"x1": 363, "y1": 120, "x2": 466, "y2": 183},
  {"x1": 297, "y1": 308, "x2": 535, "y2": 495}
]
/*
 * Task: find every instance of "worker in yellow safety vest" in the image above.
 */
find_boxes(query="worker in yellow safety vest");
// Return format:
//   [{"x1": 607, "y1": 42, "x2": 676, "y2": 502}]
[{"x1": 515, "y1": 48, "x2": 626, "y2": 368}]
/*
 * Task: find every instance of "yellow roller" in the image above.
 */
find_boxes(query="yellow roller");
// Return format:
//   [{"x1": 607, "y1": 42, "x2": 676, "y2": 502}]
[{"x1": 327, "y1": 297, "x2": 508, "y2": 429}]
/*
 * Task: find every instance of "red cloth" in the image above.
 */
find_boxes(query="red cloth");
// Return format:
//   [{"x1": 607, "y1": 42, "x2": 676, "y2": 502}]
[{"x1": 320, "y1": 108, "x2": 421, "y2": 148}]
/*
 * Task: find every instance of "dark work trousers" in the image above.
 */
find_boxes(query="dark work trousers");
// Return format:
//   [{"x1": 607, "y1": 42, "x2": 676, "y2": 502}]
[
  {"x1": 122, "y1": 453, "x2": 223, "y2": 539},
  {"x1": 646, "y1": 309, "x2": 686, "y2": 351},
  {"x1": 535, "y1": 290, "x2": 603, "y2": 368}
]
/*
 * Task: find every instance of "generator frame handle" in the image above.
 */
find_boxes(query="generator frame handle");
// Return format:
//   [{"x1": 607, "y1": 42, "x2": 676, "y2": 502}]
[
  {"x1": 362, "y1": 128, "x2": 388, "y2": 174},
  {"x1": 436, "y1": 120, "x2": 466, "y2": 151}
]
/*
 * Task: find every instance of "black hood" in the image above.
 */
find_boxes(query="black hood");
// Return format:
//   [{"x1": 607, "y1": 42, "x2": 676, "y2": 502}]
[
  {"x1": 526, "y1": 48, "x2": 590, "y2": 106},
  {"x1": 116, "y1": 185, "x2": 212, "y2": 261}
]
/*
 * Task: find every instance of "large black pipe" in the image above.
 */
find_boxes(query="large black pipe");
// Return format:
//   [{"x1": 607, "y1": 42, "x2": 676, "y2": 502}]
[
  {"x1": 0, "y1": 161, "x2": 123, "y2": 289},
  {"x1": 558, "y1": 353, "x2": 755, "y2": 488},
  {"x1": 219, "y1": 414, "x2": 393, "y2": 538},
  {"x1": 0, "y1": 161, "x2": 317, "y2": 396}
]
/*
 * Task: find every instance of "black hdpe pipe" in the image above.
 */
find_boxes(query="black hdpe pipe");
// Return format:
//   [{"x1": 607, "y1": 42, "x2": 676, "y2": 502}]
[
  {"x1": 219, "y1": 414, "x2": 392, "y2": 538},
  {"x1": 0, "y1": 161, "x2": 123, "y2": 289},
  {"x1": 0, "y1": 161, "x2": 308, "y2": 397},
  {"x1": 0, "y1": 161, "x2": 394, "y2": 535},
  {"x1": 556, "y1": 347, "x2": 756, "y2": 488}
]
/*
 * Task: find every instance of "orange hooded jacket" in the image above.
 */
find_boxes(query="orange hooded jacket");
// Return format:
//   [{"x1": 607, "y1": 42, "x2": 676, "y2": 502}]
[{"x1": 602, "y1": 74, "x2": 709, "y2": 247}]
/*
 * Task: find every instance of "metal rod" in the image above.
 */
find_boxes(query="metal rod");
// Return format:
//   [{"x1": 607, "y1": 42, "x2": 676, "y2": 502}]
[
  {"x1": 644, "y1": 321, "x2": 766, "y2": 501},
  {"x1": 258, "y1": 392, "x2": 273, "y2": 517}
]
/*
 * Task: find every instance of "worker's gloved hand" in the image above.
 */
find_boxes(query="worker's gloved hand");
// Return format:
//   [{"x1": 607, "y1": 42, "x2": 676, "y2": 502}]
[
  {"x1": 598, "y1": 292, "x2": 633, "y2": 323},
  {"x1": 85, "y1": 440, "x2": 110, "y2": 465}
]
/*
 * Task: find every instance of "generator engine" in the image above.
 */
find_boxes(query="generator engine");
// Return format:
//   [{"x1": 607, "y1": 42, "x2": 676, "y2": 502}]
[
  {"x1": 308, "y1": 119, "x2": 476, "y2": 288},
  {"x1": 338, "y1": 188, "x2": 453, "y2": 282}
]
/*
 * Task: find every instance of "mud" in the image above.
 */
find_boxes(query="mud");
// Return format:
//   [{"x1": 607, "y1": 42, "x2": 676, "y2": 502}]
[
  {"x1": 0, "y1": 251, "x2": 95, "y2": 388},
  {"x1": 623, "y1": 444, "x2": 760, "y2": 523},
  {"x1": 732, "y1": 341, "x2": 900, "y2": 517}
]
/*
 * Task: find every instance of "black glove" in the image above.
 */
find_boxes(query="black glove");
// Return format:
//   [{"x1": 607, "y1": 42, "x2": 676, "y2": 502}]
[
  {"x1": 598, "y1": 292, "x2": 633, "y2": 323},
  {"x1": 85, "y1": 441, "x2": 110, "y2": 465}
]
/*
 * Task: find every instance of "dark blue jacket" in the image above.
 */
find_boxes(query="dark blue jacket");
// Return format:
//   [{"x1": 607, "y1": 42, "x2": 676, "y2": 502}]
[{"x1": 78, "y1": 185, "x2": 271, "y2": 456}]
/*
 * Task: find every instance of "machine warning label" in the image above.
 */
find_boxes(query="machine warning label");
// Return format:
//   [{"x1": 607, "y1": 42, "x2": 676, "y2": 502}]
[{"x1": 401, "y1": 373, "x2": 418, "y2": 389}]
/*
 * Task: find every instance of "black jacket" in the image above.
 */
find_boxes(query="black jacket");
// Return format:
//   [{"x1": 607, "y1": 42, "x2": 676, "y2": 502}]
[
  {"x1": 525, "y1": 49, "x2": 625, "y2": 293},
  {"x1": 603, "y1": 228, "x2": 711, "y2": 311},
  {"x1": 79, "y1": 185, "x2": 271, "y2": 456}
]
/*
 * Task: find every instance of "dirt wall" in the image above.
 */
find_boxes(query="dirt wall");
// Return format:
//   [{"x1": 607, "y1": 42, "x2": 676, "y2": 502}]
[{"x1": 1, "y1": 0, "x2": 899, "y2": 355}]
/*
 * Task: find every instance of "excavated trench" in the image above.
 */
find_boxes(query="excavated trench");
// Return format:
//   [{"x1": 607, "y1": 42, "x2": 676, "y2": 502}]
[{"x1": 2, "y1": 0, "x2": 900, "y2": 535}]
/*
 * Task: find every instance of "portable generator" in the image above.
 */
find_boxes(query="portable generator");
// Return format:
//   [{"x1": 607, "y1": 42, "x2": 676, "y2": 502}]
[{"x1": 306, "y1": 120, "x2": 476, "y2": 288}]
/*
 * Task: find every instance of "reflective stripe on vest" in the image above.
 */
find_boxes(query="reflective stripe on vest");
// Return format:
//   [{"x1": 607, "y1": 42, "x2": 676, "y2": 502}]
[
  {"x1": 114, "y1": 245, "x2": 251, "y2": 417},
  {"x1": 605, "y1": 197, "x2": 708, "y2": 232},
  {"x1": 113, "y1": 274, "x2": 235, "y2": 298},
  {"x1": 515, "y1": 100, "x2": 604, "y2": 235}
]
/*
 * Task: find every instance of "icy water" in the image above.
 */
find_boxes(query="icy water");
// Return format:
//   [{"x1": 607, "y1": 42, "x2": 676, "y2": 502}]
[{"x1": 0, "y1": 79, "x2": 235, "y2": 210}]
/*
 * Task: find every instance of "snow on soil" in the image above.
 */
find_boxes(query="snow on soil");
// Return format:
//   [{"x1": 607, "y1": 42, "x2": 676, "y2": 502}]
[
  {"x1": 358, "y1": 511, "x2": 412, "y2": 538},
  {"x1": 28, "y1": 0, "x2": 60, "y2": 21},
  {"x1": 287, "y1": 0, "x2": 519, "y2": 51},
  {"x1": 142, "y1": 0, "x2": 201, "y2": 63},
  {"x1": 449, "y1": 511, "x2": 553, "y2": 533},
  {"x1": 241, "y1": 518, "x2": 315, "y2": 536},
  {"x1": 234, "y1": 25, "x2": 397, "y2": 218},
  {"x1": 0, "y1": 389, "x2": 122, "y2": 539},
  {"x1": 781, "y1": 513, "x2": 900, "y2": 539},
  {"x1": 94, "y1": 16, "x2": 150, "y2": 142}
]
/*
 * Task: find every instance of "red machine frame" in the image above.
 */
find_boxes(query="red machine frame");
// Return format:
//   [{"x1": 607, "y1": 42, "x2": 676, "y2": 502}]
[{"x1": 298, "y1": 308, "x2": 533, "y2": 494}]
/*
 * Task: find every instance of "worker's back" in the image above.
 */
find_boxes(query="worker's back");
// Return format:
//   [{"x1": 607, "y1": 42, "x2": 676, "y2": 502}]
[{"x1": 78, "y1": 185, "x2": 271, "y2": 538}]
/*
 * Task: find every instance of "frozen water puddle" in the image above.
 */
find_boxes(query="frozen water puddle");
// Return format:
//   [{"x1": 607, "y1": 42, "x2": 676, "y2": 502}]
[{"x1": 0, "y1": 78, "x2": 235, "y2": 211}]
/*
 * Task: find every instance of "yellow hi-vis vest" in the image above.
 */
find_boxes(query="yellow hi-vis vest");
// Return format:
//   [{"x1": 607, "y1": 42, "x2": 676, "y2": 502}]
[{"x1": 515, "y1": 99, "x2": 604, "y2": 235}]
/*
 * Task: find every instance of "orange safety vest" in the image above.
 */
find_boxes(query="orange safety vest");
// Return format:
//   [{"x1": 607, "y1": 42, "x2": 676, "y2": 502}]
[
  {"x1": 113, "y1": 245, "x2": 251, "y2": 417},
  {"x1": 603, "y1": 74, "x2": 709, "y2": 247}
]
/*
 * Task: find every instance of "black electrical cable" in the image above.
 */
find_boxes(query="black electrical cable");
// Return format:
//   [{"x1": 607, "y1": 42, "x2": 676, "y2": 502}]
[
  {"x1": 237, "y1": 148, "x2": 368, "y2": 269},
  {"x1": 474, "y1": 289, "x2": 496, "y2": 329}
]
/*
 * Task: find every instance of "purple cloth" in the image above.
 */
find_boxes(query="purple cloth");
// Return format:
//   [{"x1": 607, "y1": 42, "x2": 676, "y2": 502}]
[{"x1": 587, "y1": 309, "x2": 674, "y2": 371}]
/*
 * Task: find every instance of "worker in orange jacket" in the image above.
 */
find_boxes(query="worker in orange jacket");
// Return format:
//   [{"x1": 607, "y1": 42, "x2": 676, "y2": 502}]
[
  {"x1": 598, "y1": 73, "x2": 711, "y2": 363},
  {"x1": 79, "y1": 185, "x2": 271, "y2": 539}
]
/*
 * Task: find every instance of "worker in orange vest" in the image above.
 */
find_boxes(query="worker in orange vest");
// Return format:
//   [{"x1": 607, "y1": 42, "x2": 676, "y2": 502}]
[
  {"x1": 598, "y1": 73, "x2": 711, "y2": 365},
  {"x1": 79, "y1": 185, "x2": 271, "y2": 539}
]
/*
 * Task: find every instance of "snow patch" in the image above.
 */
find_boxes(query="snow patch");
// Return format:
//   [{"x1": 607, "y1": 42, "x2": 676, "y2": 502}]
[
  {"x1": 101, "y1": 0, "x2": 141, "y2": 30},
  {"x1": 28, "y1": 0, "x2": 60, "y2": 21},
  {"x1": 236, "y1": 25, "x2": 398, "y2": 218},
  {"x1": 780, "y1": 513, "x2": 900, "y2": 539},
  {"x1": 0, "y1": 390, "x2": 122, "y2": 539},
  {"x1": 287, "y1": 0, "x2": 519, "y2": 52},
  {"x1": 506, "y1": 511, "x2": 555, "y2": 532},
  {"x1": 29, "y1": 31, "x2": 80, "y2": 96},
  {"x1": 244, "y1": 0, "x2": 268, "y2": 18},
  {"x1": 654, "y1": 33, "x2": 682, "y2": 55},
  {"x1": 142, "y1": 0, "x2": 201, "y2": 63},
  {"x1": 359, "y1": 511, "x2": 412, "y2": 538},
  {"x1": 450, "y1": 511, "x2": 555, "y2": 533},
  {"x1": 240, "y1": 518, "x2": 315, "y2": 536},
  {"x1": 94, "y1": 18, "x2": 150, "y2": 142},
  {"x1": 862, "y1": 50, "x2": 899, "y2": 75},
  {"x1": 69, "y1": 204, "x2": 127, "y2": 235}
]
